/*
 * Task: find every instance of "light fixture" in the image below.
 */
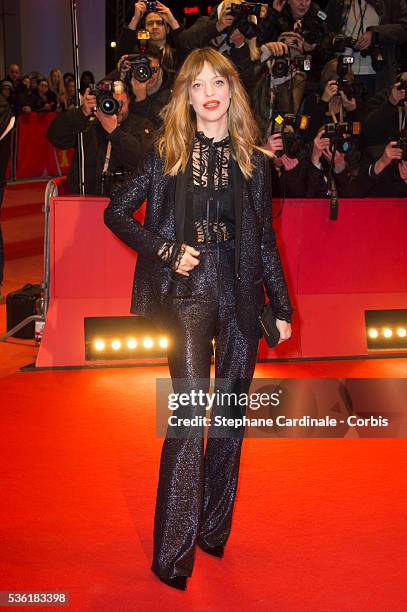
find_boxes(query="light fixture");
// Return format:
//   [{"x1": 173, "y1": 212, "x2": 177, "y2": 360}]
[
  {"x1": 365, "y1": 310, "x2": 407, "y2": 350},
  {"x1": 84, "y1": 316, "x2": 170, "y2": 361},
  {"x1": 143, "y1": 337, "x2": 154, "y2": 349}
]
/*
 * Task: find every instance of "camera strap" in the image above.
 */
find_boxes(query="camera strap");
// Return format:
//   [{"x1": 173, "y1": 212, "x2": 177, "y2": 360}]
[
  {"x1": 398, "y1": 107, "x2": 407, "y2": 132},
  {"x1": 103, "y1": 141, "x2": 112, "y2": 174}
]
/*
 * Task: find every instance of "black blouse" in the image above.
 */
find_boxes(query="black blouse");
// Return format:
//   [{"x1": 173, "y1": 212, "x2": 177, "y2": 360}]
[{"x1": 184, "y1": 131, "x2": 235, "y2": 246}]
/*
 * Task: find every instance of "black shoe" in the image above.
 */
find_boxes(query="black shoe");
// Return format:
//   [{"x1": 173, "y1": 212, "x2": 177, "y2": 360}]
[
  {"x1": 199, "y1": 544, "x2": 224, "y2": 558},
  {"x1": 158, "y1": 575, "x2": 187, "y2": 591}
]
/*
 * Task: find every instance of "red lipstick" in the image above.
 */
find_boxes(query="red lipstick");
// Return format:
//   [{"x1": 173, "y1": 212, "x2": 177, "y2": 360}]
[{"x1": 203, "y1": 100, "x2": 220, "y2": 110}]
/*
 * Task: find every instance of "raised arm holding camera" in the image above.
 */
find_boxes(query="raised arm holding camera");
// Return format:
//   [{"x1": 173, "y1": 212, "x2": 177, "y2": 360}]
[
  {"x1": 47, "y1": 82, "x2": 155, "y2": 195},
  {"x1": 357, "y1": 139, "x2": 407, "y2": 196},
  {"x1": 363, "y1": 74, "x2": 407, "y2": 148},
  {"x1": 326, "y1": 0, "x2": 407, "y2": 94},
  {"x1": 116, "y1": 1, "x2": 183, "y2": 72}
]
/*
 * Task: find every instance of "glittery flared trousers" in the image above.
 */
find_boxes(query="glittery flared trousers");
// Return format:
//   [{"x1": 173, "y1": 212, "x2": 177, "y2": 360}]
[{"x1": 151, "y1": 241, "x2": 260, "y2": 579}]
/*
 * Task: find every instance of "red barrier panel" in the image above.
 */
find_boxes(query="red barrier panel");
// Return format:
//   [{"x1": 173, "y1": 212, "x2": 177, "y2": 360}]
[
  {"x1": 36, "y1": 197, "x2": 407, "y2": 368},
  {"x1": 14, "y1": 112, "x2": 74, "y2": 179}
]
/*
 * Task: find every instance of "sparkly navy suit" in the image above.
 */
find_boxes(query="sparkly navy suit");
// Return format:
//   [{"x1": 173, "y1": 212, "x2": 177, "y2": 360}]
[{"x1": 104, "y1": 136, "x2": 293, "y2": 580}]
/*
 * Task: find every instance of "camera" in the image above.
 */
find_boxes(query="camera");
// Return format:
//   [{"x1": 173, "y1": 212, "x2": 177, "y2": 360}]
[
  {"x1": 322, "y1": 121, "x2": 361, "y2": 154},
  {"x1": 300, "y1": 7, "x2": 327, "y2": 46},
  {"x1": 271, "y1": 114, "x2": 310, "y2": 160},
  {"x1": 335, "y1": 55, "x2": 356, "y2": 99},
  {"x1": 101, "y1": 167, "x2": 134, "y2": 197},
  {"x1": 230, "y1": 1, "x2": 268, "y2": 19},
  {"x1": 125, "y1": 31, "x2": 154, "y2": 83},
  {"x1": 272, "y1": 52, "x2": 311, "y2": 79},
  {"x1": 396, "y1": 128, "x2": 407, "y2": 161},
  {"x1": 229, "y1": 2, "x2": 268, "y2": 39},
  {"x1": 145, "y1": 1, "x2": 157, "y2": 13},
  {"x1": 89, "y1": 81, "x2": 121, "y2": 115},
  {"x1": 332, "y1": 31, "x2": 385, "y2": 73}
]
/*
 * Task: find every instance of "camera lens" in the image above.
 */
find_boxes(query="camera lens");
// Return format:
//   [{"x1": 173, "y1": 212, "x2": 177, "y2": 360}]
[
  {"x1": 99, "y1": 95, "x2": 120, "y2": 115},
  {"x1": 134, "y1": 63, "x2": 152, "y2": 83},
  {"x1": 272, "y1": 58, "x2": 289, "y2": 79}
]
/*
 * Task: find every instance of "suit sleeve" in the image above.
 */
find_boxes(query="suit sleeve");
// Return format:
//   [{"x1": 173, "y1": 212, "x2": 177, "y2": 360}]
[
  {"x1": 258, "y1": 155, "x2": 294, "y2": 322},
  {"x1": 103, "y1": 151, "x2": 171, "y2": 261}
]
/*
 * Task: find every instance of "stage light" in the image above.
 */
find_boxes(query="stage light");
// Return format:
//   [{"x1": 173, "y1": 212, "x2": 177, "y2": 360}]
[
  {"x1": 85, "y1": 316, "x2": 171, "y2": 360},
  {"x1": 365, "y1": 310, "x2": 407, "y2": 351},
  {"x1": 110, "y1": 41, "x2": 116, "y2": 48}
]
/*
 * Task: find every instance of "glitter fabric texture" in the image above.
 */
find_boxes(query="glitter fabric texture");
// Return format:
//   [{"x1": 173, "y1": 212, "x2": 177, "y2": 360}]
[{"x1": 104, "y1": 138, "x2": 293, "y2": 580}]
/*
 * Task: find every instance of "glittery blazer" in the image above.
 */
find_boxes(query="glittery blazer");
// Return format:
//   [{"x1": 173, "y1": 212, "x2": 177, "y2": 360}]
[{"x1": 104, "y1": 147, "x2": 293, "y2": 333}]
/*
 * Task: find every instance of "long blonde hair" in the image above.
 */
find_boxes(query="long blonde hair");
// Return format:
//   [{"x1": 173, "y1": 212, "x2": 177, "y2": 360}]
[
  {"x1": 157, "y1": 48, "x2": 269, "y2": 179},
  {"x1": 48, "y1": 68, "x2": 67, "y2": 105}
]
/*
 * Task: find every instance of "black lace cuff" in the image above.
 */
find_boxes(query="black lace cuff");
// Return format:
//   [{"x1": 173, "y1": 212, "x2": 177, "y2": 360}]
[
  {"x1": 275, "y1": 310, "x2": 293, "y2": 324},
  {"x1": 157, "y1": 241, "x2": 186, "y2": 271}
]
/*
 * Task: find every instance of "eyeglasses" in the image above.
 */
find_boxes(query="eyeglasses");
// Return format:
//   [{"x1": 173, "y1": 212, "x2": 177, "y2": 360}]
[{"x1": 146, "y1": 19, "x2": 164, "y2": 26}]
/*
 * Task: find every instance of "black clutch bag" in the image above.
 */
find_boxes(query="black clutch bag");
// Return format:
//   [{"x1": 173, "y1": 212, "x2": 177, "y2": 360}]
[{"x1": 258, "y1": 303, "x2": 280, "y2": 347}]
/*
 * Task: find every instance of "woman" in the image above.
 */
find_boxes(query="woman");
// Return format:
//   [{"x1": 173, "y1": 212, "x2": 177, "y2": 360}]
[
  {"x1": 48, "y1": 68, "x2": 67, "y2": 111},
  {"x1": 104, "y1": 48, "x2": 293, "y2": 591},
  {"x1": 303, "y1": 58, "x2": 363, "y2": 142}
]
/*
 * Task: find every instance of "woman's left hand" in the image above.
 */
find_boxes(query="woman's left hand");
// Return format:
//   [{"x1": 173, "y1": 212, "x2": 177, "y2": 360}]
[{"x1": 276, "y1": 319, "x2": 292, "y2": 343}]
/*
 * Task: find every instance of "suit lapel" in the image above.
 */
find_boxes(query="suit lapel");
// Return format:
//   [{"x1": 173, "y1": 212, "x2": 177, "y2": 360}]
[
  {"x1": 174, "y1": 155, "x2": 191, "y2": 242},
  {"x1": 233, "y1": 159, "x2": 244, "y2": 278}
]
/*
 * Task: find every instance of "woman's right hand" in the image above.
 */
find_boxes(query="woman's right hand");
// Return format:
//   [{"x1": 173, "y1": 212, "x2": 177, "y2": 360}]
[
  {"x1": 174, "y1": 245, "x2": 200, "y2": 276},
  {"x1": 311, "y1": 127, "x2": 330, "y2": 165},
  {"x1": 266, "y1": 133, "x2": 284, "y2": 156},
  {"x1": 374, "y1": 141, "x2": 403, "y2": 175},
  {"x1": 321, "y1": 80, "x2": 338, "y2": 103},
  {"x1": 264, "y1": 41, "x2": 288, "y2": 57}
]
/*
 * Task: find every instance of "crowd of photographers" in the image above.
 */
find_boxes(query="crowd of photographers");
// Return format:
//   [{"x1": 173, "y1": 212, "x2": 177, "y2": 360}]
[{"x1": 5, "y1": 0, "x2": 407, "y2": 200}]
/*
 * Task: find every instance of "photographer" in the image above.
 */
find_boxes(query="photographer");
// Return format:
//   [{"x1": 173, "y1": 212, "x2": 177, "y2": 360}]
[
  {"x1": 115, "y1": 44, "x2": 173, "y2": 128},
  {"x1": 325, "y1": 0, "x2": 407, "y2": 94},
  {"x1": 258, "y1": 0, "x2": 331, "y2": 77},
  {"x1": 357, "y1": 141, "x2": 407, "y2": 196},
  {"x1": 116, "y1": 1, "x2": 184, "y2": 72},
  {"x1": 303, "y1": 58, "x2": 363, "y2": 141},
  {"x1": 250, "y1": 33, "x2": 310, "y2": 137},
  {"x1": 47, "y1": 84, "x2": 155, "y2": 195},
  {"x1": 363, "y1": 74, "x2": 407, "y2": 148},
  {"x1": 306, "y1": 126, "x2": 354, "y2": 197},
  {"x1": 265, "y1": 131, "x2": 308, "y2": 196}
]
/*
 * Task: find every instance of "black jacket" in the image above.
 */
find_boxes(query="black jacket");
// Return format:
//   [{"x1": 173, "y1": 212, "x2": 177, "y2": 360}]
[
  {"x1": 325, "y1": 0, "x2": 407, "y2": 89},
  {"x1": 362, "y1": 87, "x2": 404, "y2": 147},
  {"x1": 104, "y1": 148, "x2": 293, "y2": 333},
  {"x1": 129, "y1": 69, "x2": 174, "y2": 128},
  {"x1": 47, "y1": 107, "x2": 155, "y2": 194}
]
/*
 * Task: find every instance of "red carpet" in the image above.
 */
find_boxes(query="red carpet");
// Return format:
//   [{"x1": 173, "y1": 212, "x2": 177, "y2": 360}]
[{"x1": 1, "y1": 183, "x2": 407, "y2": 610}]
